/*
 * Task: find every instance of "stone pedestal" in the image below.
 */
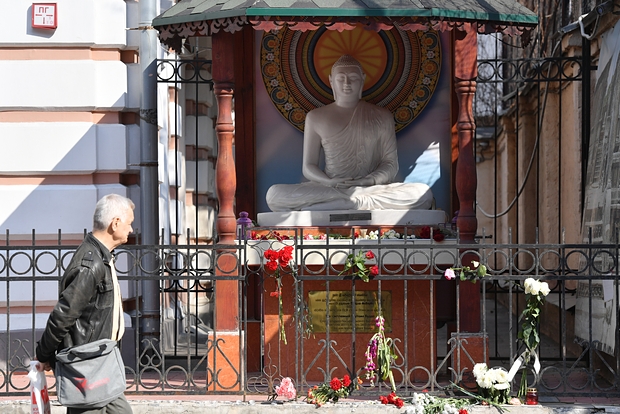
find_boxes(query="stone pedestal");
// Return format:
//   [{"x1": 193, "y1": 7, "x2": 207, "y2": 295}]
[{"x1": 257, "y1": 209, "x2": 447, "y2": 227}]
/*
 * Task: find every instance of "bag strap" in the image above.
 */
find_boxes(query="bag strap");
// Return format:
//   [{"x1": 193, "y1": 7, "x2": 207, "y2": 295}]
[{"x1": 68, "y1": 340, "x2": 117, "y2": 358}]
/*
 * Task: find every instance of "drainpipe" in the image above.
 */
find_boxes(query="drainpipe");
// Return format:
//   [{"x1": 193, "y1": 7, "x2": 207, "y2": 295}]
[{"x1": 139, "y1": 0, "x2": 160, "y2": 345}]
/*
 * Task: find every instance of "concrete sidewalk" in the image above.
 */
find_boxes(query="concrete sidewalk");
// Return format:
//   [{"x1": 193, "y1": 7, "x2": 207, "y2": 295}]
[{"x1": 3, "y1": 397, "x2": 620, "y2": 414}]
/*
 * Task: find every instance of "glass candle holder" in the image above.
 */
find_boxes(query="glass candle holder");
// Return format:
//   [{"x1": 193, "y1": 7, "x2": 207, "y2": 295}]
[{"x1": 525, "y1": 387, "x2": 538, "y2": 405}]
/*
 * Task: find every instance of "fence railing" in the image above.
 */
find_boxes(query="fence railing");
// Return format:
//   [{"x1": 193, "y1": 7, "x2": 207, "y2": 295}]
[{"x1": 1, "y1": 230, "x2": 618, "y2": 398}]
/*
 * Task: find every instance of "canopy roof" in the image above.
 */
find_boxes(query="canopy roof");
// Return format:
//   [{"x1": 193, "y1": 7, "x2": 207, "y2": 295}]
[{"x1": 154, "y1": 0, "x2": 538, "y2": 51}]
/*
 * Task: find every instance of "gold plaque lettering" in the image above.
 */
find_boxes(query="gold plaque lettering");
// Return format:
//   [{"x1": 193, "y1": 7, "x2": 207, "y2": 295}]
[{"x1": 308, "y1": 291, "x2": 392, "y2": 333}]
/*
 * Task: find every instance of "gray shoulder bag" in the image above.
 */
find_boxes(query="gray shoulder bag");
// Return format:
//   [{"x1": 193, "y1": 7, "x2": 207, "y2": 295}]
[{"x1": 54, "y1": 338, "x2": 126, "y2": 408}]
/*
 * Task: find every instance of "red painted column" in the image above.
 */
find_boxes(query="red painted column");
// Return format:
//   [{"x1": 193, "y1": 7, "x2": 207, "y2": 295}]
[
  {"x1": 212, "y1": 30, "x2": 239, "y2": 331},
  {"x1": 454, "y1": 27, "x2": 480, "y2": 332}
]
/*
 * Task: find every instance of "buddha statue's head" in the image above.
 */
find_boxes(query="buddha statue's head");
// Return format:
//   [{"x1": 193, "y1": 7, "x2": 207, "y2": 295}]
[{"x1": 329, "y1": 55, "x2": 366, "y2": 101}]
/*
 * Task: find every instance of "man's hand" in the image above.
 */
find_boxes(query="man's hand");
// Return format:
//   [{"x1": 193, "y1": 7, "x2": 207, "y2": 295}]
[{"x1": 33, "y1": 360, "x2": 52, "y2": 372}]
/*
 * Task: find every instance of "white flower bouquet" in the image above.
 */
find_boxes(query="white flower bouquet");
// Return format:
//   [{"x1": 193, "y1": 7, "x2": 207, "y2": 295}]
[
  {"x1": 472, "y1": 363, "x2": 511, "y2": 404},
  {"x1": 405, "y1": 391, "x2": 472, "y2": 414}
]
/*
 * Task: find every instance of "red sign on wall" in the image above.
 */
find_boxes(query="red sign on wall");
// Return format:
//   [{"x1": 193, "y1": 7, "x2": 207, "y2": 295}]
[{"x1": 32, "y1": 3, "x2": 57, "y2": 29}]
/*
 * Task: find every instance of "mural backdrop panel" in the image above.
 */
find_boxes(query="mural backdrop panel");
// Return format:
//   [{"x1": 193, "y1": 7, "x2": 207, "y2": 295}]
[{"x1": 260, "y1": 25, "x2": 441, "y2": 132}]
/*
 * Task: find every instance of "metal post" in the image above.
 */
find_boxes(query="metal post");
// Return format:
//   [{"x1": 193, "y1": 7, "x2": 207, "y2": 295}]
[
  {"x1": 580, "y1": 36, "x2": 591, "y2": 212},
  {"x1": 139, "y1": 0, "x2": 160, "y2": 344}
]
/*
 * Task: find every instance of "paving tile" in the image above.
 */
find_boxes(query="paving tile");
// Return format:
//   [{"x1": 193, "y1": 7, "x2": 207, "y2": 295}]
[
  {"x1": 539, "y1": 396, "x2": 560, "y2": 403},
  {"x1": 571, "y1": 397, "x2": 594, "y2": 404},
  {"x1": 591, "y1": 397, "x2": 613, "y2": 404},
  {"x1": 555, "y1": 397, "x2": 578, "y2": 403}
]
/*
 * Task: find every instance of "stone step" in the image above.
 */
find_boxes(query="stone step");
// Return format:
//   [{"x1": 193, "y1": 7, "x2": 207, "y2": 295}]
[{"x1": 2, "y1": 400, "x2": 618, "y2": 414}]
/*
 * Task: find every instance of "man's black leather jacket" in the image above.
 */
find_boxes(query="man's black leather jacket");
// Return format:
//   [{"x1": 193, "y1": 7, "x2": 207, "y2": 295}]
[{"x1": 36, "y1": 233, "x2": 117, "y2": 365}]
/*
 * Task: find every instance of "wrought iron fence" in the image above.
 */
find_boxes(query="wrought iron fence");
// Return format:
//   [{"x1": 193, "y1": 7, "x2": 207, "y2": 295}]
[
  {"x1": 0, "y1": 229, "x2": 618, "y2": 398},
  {"x1": 474, "y1": 48, "x2": 586, "y2": 246}
]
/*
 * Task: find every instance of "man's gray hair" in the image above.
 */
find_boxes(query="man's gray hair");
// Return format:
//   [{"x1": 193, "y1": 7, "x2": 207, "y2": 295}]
[{"x1": 93, "y1": 194, "x2": 135, "y2": 231}]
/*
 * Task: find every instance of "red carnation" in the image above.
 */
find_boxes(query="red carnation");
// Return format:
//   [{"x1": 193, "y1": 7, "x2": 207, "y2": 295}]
[
  {"x1": 329, "y1": 377, "x2": 342, "y2": 391},
  {"x1": 459, "y1": 409, "x2": 468, "y2": 414},
  {"x1": 380, "y1": 395, "x2": 388, "y2": 404},
  {"x1": 365, "y1": 251, "x2": 375, "y2": 259},
  {"x1": 370, "y1": 265, "x2": 379, "y2": 276},
  {"x1": 282, "y1": 245, "x2": 294, "y2": 257},
  {"x1": 395, "y1": 398, "x2": 404, "y2": 408},
  {"x1": 343, "y1": 375, "x2": 351, "y2": 387},
  {"x1": 264, "y1": 249, "x2": 279, "y2": 261},
  {"x1": 265, "y1": 260, "x2": 278, "y2": 272},
  {"x1": 433, "y1": 232, "x2": 445, "y2": 242},
  {"x1": 278, "y1": 245, "x2": 294, "y2": 267}
]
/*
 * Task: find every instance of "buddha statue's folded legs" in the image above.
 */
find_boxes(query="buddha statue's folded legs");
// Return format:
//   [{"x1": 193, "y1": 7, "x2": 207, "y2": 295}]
[{"x1": 266, "y1": 181, "x2": 433, "y2": 212}]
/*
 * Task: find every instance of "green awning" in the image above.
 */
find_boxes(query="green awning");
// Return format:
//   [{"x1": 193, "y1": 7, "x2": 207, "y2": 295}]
[
  {"x1": 154, "y1": 0, "x2": 537, "y2": 27},
  {"x1": 153, "y1": 0, "x2": 537, "y2": 51}
]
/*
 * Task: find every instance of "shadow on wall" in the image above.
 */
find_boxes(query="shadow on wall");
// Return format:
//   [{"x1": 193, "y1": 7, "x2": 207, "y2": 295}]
[{"x1": 0, "y1": 121, "x2": 137, "y2": 238}]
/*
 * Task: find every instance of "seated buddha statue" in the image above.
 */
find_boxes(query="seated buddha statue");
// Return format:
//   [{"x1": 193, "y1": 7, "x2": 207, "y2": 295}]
[{"x1": 266, "y1": 55, "x2": 434, "y2": 212}]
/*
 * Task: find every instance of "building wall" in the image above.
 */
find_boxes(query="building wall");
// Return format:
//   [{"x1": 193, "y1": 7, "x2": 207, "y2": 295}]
[
  {"x1": 475, "y1": 37, "x2": 586, "y2": 248},
  {"x1": 475, "y1": 2, "x2": 619, "y2": 361},
  {"x1": 0, "y1": 0, "x2": 140, "y2": 241},
  {"x1": 0, "y1": 0, "x2": 218, "y2": 329}
]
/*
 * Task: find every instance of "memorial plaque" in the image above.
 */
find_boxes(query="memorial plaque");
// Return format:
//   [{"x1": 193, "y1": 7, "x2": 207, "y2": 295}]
[
  {"x1": 330, "y1": 213, "x2": 372, "y2": 222},
  {"x1": 308, "y1": 291, "x2": 392, "y2": 333}
]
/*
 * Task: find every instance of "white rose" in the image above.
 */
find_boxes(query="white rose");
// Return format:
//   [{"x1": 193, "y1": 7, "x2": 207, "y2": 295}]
[
  {"x1": 492, "y1": 369, "x2": 508, "y2": 383},
  {"x1": 524, "y1": 278, "x2": 539, "y2": 295},
  {"x1": 479, "y1": 374, "x2": 493, "y2": 389},
  {"x1": 485, "y1": 368, "x2": 495, "y2": 381},
  {"x1": 540, "y1": 281, "x2": 550, "y2": 296},
  {"x1": 524, "y1": 278, "x2": 533, "y2": 294},
  {"x1": 473, "y1": 363, "x2": 487, "y2": 379}
]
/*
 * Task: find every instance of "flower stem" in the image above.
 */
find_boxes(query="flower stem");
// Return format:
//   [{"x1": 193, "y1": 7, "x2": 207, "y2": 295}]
[
  {"x1": 277, "y1": 276, "x2": 286, "y2": 344},
  {"x1": 518, "y1": 367, "x2": 528, "y2": 399}
]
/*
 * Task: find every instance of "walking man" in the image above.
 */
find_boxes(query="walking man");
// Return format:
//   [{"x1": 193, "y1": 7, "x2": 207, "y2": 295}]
[{"x1": 36, "y1": 194, "x2": 135, "y2": 413}]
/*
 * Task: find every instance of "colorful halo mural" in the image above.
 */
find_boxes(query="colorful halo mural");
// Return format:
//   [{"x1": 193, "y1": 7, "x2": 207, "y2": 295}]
[{"x1": 260, "y1": 25, "x2": 442, "y2": 132}]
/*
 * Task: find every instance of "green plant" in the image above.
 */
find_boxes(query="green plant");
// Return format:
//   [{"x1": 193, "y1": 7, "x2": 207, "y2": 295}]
[{"x1": 339, "y1": 250, "x2": 378, "y2": 282}]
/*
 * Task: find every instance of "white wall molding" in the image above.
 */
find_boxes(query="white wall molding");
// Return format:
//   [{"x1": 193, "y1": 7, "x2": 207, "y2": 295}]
[{"x1": 0, "y1": 61, "x2": 127, "y2": 111}]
